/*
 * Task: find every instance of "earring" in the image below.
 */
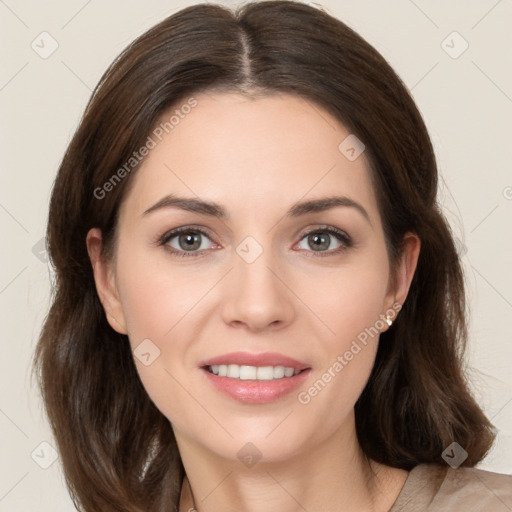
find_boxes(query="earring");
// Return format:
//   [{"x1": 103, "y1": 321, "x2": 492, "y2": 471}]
[{"x1": 385, "y1": 316, "x2": 393, "y2": 327}]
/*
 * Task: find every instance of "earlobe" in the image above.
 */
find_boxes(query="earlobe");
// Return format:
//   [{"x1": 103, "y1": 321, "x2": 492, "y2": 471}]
[{"x1": 86, "y1": 228, "x2": 128, "y2": 335}]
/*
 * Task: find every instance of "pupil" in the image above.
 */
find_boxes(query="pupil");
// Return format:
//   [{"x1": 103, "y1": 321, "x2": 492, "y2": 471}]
[
  {"x1": 181, "y1": 233, "x2": 200, "y2": 250},
  {"x1": 310, "y1": 233, "x2": 329, "y2": 251}
]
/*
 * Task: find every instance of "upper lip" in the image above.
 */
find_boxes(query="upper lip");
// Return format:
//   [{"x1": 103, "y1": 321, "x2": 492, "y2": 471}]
[{"x1": 199, "y1": 351, "x2": 311, "y2": 371}]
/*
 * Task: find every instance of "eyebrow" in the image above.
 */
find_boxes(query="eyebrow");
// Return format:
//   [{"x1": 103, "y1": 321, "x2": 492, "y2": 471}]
[{"x1": 142, "y1": 194, "x2": 372, "y2": 226}]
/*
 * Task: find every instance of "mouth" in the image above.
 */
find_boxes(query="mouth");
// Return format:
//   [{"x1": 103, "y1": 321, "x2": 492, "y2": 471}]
[{"x1": 198, "y1": 352, "x2": 312, "y2": 404}]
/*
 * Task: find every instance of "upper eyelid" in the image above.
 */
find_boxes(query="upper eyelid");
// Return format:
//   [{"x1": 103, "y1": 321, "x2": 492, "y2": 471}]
[{"x1": 159, "y1": 225, "x2": 215, "y2": 243}]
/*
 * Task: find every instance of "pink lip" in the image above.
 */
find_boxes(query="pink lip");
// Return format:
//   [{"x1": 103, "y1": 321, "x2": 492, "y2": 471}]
[
  {"x1": 198, "y1": 351, "x2": 312, "y2": 404},
  {"x1": 201, "y1": 367, "x2": 311, "y2": 404},
  {"x1": 199, "y1": 351, "x2": 311, "y2": 371}
]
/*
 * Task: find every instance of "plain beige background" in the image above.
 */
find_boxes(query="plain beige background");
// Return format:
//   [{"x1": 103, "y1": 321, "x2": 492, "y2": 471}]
[{"x1": 1, "y1": 0, "x2": 511, "y2": 509}]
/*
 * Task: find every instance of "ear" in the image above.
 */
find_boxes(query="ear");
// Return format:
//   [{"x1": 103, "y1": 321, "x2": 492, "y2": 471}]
[
  {"x1": 86, "y1": 228, "x2": 128, "y2": 335},
  {"x1": 383, "y1": 232, "x2": 421, "y2": 327}
]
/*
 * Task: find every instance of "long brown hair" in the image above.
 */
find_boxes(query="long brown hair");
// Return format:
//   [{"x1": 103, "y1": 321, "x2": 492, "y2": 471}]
[{"x1": 33, "y1": 1, "x2": 496, "y2": 510}]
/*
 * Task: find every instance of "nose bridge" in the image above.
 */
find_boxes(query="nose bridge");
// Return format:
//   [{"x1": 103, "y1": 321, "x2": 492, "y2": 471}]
[
  {"x1": 234, "y1": 232, "x2": 282, "y2": 296},
  {"x1": 221, "y1": 232, "x2": 294, "y2": 330}
]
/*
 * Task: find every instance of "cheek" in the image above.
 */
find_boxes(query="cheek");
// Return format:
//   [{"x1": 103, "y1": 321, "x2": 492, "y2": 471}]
[
  {"x1": 115, "y1": 241, "x2": 200, "y2": 342},
  {"x1": 113, "y1": 242, "x2": 211, "y2": 421},
  {"x1": 296, "y1": 255, "x2": 388, "y2": 412},
  {"x1": 308, "y1": 254, "x2": 389, "y2": 344}
]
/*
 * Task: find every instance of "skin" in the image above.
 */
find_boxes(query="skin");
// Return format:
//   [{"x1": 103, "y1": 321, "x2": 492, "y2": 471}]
[{"x1": 87, "y1": 92, "x2": 420, "y2": 512}]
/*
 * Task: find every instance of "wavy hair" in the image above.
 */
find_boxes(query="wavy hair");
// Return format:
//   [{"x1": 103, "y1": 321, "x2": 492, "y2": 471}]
[{"x1": 33, "y1": 1, "x2": 495, "y2": 510}]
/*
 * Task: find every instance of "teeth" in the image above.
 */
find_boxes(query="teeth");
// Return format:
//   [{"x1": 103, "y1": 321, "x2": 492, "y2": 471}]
[
  {"x1": 208, "y1": 364, "x2": 302, "y2": 380},
  {"x1": 284, "y1": 367, "x2": 294, "y2": 377},
  {"x1": 228, "y1": 364, "x2": 240, "y2": 378},
  {"x1": 240, "y1": 365, "x2": 257, "y2": 380}
]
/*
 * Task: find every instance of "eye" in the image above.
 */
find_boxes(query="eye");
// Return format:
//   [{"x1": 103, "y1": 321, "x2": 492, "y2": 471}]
[
  {"x1": 159, "y1": 227, "x2": 215, "y2": 258},
  {"x1": 295, "y1": 227, "x2": 352, "y2": 256},
  {"x1": 158, "y1": 225, "x2": 352, "y2": 258}
]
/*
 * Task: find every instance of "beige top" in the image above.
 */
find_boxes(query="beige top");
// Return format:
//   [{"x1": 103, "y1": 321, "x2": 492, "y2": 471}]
[
  {"x1": 180, "y1": 463, "x2": 512, "y2": 511},
  {"x1": 389, "y1": 463, "x2": 512, "y2": 511}
]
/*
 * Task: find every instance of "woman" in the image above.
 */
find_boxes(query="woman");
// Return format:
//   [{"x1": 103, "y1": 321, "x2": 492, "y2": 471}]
[{"x1": 33, "y1": 1, "x2": 512, "y2": 511}]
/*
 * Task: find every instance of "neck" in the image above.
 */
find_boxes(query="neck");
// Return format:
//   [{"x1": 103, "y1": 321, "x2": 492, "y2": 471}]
[{"x1": 176, "y1": 416, "x2": 407, "y2": 512}]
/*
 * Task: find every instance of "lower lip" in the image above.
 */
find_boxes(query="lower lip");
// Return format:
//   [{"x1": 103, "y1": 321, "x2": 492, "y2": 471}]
[{"x1": 201, "y1": 368, "x2": 311, "y2": 404}]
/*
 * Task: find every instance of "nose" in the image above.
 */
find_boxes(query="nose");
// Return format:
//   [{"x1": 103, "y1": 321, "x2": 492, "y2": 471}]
[{"x1": 221, "y1": 243, "x2": 295, "y2": 333}]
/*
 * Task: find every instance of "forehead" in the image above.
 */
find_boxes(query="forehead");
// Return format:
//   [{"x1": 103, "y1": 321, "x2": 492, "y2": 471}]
[{"x1": 120, "y1": 92, "x2": 379, "y2": 223}]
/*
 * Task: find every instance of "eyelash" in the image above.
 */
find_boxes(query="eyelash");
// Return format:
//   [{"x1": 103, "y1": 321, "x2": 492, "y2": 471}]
[{"x1": 156, "y1": 225, "x2": 352, "y2": 259}]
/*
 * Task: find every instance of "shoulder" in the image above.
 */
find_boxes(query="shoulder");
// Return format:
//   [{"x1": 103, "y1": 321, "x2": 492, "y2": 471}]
[
  {"x1": 435, "y1": 465, "x2": 512, "y2": 510},
  {"x1": 390, "y1": 463, "x2": 512, "y2": 512}
]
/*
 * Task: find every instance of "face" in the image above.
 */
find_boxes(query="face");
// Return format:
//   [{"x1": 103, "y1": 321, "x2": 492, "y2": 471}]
[{"x1": 88, "y1": 91, "x2": 418, "y2": 465}]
